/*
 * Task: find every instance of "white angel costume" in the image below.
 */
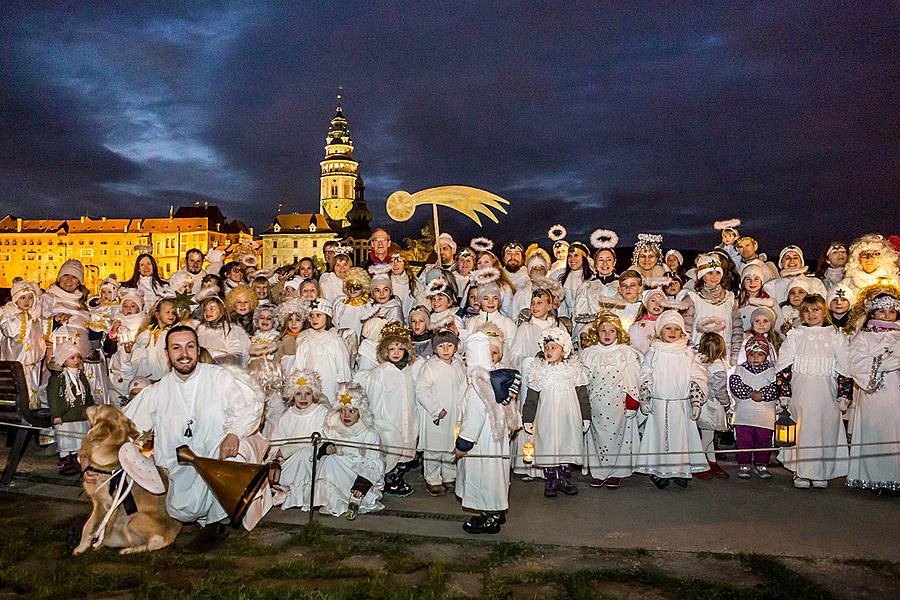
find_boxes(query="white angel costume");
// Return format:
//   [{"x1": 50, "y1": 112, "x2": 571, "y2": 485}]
[
  {"x1": 124, "y1": 363, "x2": 271, "y2": 529},
  {"x1": 289, "y1": 329, "x2": 353, "y2": 402},
  {"x1": 415, "y1": 355, "x2": 467, "y2": 486},
  {"x1": 776, "y1": 325, "x2": 851, "y2": 482},
  {"x1": 847, "y1": 321, "x2": 900, "y2": 491},
  {"x1": 580, "y1": 342, "x2": 642, "y2": 480},
  {"x1": 272, "y1": 402, "x2": 329, "y2": 510}
]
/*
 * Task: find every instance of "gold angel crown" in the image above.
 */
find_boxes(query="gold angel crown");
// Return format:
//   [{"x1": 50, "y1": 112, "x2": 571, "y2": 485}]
[{"x1": 380, "y1": 321, "x2": 411, "y2": 340}]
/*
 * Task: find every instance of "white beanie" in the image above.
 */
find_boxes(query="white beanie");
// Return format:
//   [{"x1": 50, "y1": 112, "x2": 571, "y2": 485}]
[
  {"x1": 11, "y1": 280, "x2": 37, "y2": 304},
  {"x1": 541, "y1": 326, "x2": 573, "y2": 358},
  {"x1": 664, "y1": 249, "x2": 684, "y2": 266},
  {"x1": 308, "y1": 298, "x2": 333, "y2": 318},
  {"x1": 641, "y1": 287, "x2": 666, "y2": 308},
  {"x1": 119, "y1": 288, "x2": 145, "y2": 311},
  {"x1": 58, "y1": 259, "x2": 84, "y2": 284},
  {"x1": 787, "y1": 278, "x2": 812, "y2": 294},
  {"x1": 740, "y1": 263, "x2": 769, "y2": 284},
  {"x1": 654, "y1": 309, "x2": 686, "y2": 336},
  {"x1": 696, "y1": 254, "x2": 724, "y2": 280},
  {"x1": 779, "y1": 246, "x2": 805, "y2": 267},
  {"x1": 826, "y1": 284, "x2": 856, "y2": 307},
  {"x1": 54, "y1": 340, "x2": 80, "y2": 366},
  {"x1": 438, "y1": 233, "x2": 457, "y2": 254},
  {"x1": 527, "y1": 253, "x2": 549, "y2": 273}
]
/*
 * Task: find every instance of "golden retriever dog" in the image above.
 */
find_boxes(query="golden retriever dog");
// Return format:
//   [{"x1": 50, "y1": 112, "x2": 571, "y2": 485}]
[{"x1": 73, "y1": 404, "x2": 181, "y2": 555}]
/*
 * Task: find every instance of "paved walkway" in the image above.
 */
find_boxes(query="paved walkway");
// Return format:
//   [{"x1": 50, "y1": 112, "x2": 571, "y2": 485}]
[{"x1": 3, "y1": 442, "x2": 898, "y2": 561}]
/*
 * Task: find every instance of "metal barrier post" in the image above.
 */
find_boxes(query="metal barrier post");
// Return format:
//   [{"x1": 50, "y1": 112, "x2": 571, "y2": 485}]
[{"x1": 308, "y1": 432, "x2": 321, "y2": 526}]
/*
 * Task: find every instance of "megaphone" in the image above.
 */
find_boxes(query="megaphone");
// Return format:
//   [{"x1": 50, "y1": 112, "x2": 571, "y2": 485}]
[{"x1": 176, "y1": 445, "x2": 269, "y2": 528}]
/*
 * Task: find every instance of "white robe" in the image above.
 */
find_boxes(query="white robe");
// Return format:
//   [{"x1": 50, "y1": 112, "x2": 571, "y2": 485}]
[
  {"x1": 847, "y1": 328, "x2": 900, "y2": 490},
  {"x1": 465, "y1": 311, "x2": 516, "y2": 357},
  {"x1": 333, "y1": 297, "x2": 375, "y2": 339},
  {"x1": 415, "y1": 356, "x2": 467, "y2": 485},
  {"x1": 131, "y1": 327, "x2": 171, "y2": 381},
  {"x1": 635, "y1": 341, "x2": 710, "y2": 478},
  {"x1": 764, "y1": 274, "x2": 827, "y2": 305},
  {"x1": 314, "y1": 417, "x2": 384, "y2": 517},
  {"x1": 358, "y1": 361, "x2": 420, "y2": 471},
  {"x1": 0, "y1": 305, "x2": 46, "y2": 407},
  {"x1": 455, "y1": 380, "x2": 511, "y2": 512},
  {"x1": 123, "y1": 363, "x2": 269, "y2": 528},
  {"x1": 168, "y1": 268, "x2": 206, "y2": 295},
  {"x1": 290, "y1": 329, "x2": 353, "y2": 402},
  {"x1": 580, "y1": 343, "x2": 641, "y2": 479},
  {"x1": 197, "y1": 322, "x2": 250, "y2": 368},
  {"x1": 526, "y1": 359, "x2": 588, "y2": 467},
  {"x1": 776, "y1": 326, "x2": 850, "y2": 481},
  {"x1": 272, "y1": 403, "x2": 329, "y2": 510},
  {"x1": 508, "y1": 317, "x2": 552, "y2": 369},
  {"x1": 318, "y1": 273, "x2": 345, "y2": 304}
]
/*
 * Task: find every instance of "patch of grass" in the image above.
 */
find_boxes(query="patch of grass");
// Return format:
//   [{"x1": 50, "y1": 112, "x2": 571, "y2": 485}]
[
  {"x1": 840, "y1": 557, "x2": 900, "y2": 579},
  {"x1": 738, "y1": 554, "x2": 837, "y2": 600},
  {"x1": 485, "y1": 541, "x2": 541, "y2": 567}
]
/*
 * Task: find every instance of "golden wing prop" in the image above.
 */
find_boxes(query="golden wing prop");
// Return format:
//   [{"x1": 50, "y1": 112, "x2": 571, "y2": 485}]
[{"x1": 386, "y1": 186, "x2": 509, "y2": 226}]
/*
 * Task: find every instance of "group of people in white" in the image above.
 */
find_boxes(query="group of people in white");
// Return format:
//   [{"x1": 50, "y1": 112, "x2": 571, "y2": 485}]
[{"x1": 2, "y1": 220, "x2": 898, "y2": 544}]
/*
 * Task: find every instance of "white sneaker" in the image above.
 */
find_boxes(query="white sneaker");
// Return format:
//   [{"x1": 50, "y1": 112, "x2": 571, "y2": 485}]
[
  {"x1": 738, "y1": 465, "x2": 752, "y2": 479},
  {"x1": 755, "y1": 465, "x2": 772, "y2": 479},
  {"x1": 812, "y1": 480, "x2": 828, "y2": 489},
  {"x1": 793, "y1": 477, "x2": 811, "y2": 489}
]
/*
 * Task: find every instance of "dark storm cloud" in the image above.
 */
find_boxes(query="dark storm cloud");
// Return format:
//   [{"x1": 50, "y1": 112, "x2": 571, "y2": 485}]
[{"x1": 0, "y1": 2, "x2": 897, "y2": 255}]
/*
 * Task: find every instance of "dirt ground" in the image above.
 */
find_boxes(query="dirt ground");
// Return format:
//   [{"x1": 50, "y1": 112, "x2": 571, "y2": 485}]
[{"x1": 0, "y1": 494, "x2": 898, "y2": 600}]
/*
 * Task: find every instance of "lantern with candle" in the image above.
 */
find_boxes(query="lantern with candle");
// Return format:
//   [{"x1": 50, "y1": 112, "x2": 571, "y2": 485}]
[{"x1": 774, "y1": 407, "x2": 797, "y2": 447}]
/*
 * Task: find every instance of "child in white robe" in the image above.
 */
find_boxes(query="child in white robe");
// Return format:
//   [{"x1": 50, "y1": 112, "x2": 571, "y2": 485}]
[
  {"x1": 521, "y1": 326, "x2": 590, "y2": 497},
  {"x1": 580, "y1": 312, "x2": 641, "y2": 489},
  {"x1": 694, "y1": 331, "x2": 732, "y2": 480},
  {"x1": 415, "y1": 329, "x2": 467, "y2": 496},
  {"x1": 132, "y1": 297, "x2": 183, "y2": 380},
  {"x1": 276, "y1": 298, "x2": 308, "y2": 374},
  {"x1": 196, "y1": 297, "x2": 250, "y2": 368},
  {"x1": 635, "y1": 310, "x2": 710, "y2": 488},
  {"x1": 628, "y1": 287, "x2": 666, "y2": 356},
  {"x1": 465, "y1": 270, "x2": 517, "y2": 356},
  {"x1": 248, "y1": 305, "x2": 284, "y2": 436},
  {"x1": 289, "y1": 299, "x2": 352, "y2": 403},
  {"x1": 333, "y1": 267, "x2": 375, "y2": 339},
  {"x1": 0, "y1": 281, "x2": 47, "y2": 408},
  {"x1": 313, "y1": 382, "x2": 384, "y2": 520},
  {"x1": 453, "y1": 331, "x2": 522, "y2": 534},
  {"x1": 357, "y1": 322, "x2": 419, "y2": 497},
  {"x1": 367, "y1": 265, "x2": 405, "y2": 324},
  {"x1": 102, "y1": 289, "x2": 145, "y2": 400},
  {"x1": 270, "y1": 370, "x2": 330, "y2": 510},
  {"x1": 776, "y1": 294, "x2": 852, "y2": 489},
  {"x1": 508, "y1": 288, "x2": 556, "y2": 368},
  {"x1": 847, "y1": 290, "x2": 900, "y2": 493},
  {"x1": 425, "y1": 278, "x2": 465, "y2": 333}
]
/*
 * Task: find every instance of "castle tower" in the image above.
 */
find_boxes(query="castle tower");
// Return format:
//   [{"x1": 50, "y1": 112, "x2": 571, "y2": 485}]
[{"x1": 319, "y1": 93, "x2": 359, "y2": 225}]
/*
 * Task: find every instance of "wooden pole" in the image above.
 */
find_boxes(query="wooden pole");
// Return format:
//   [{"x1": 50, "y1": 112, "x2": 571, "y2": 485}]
[{"x1": 432, "y1": 203, "x2": 442, "y2": 268}]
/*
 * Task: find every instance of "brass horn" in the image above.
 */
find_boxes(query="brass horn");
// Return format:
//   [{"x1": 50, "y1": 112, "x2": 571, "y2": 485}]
[{"x1": 176, "y1": 445, "x2": 268, "y2": 528}]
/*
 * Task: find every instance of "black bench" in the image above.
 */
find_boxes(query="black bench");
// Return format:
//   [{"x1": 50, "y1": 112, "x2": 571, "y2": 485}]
[{"x1": 0, "y1": 360, "x2": 51, "y2": 485}]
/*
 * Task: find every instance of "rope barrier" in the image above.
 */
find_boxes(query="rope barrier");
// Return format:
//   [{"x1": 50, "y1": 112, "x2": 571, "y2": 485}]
[{"x1": 4, "y1": 420, "x2": 900, "y2": 461}]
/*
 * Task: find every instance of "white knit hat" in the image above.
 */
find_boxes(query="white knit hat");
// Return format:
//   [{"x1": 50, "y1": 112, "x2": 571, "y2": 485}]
[
  {"x1": 654, "y1": 310, "x2": 686, "y2": 336},
  {"x1": 826, "y1": 284, "x2": 856, "y2": 307},
  {"x1": 308, "y1": 297, "x2": 333, "y2": 318},
  {"x1": 641, "y1": 287, "x2": 666, "y2": 308},
  {"x1": 54, "y1": 340, "x2": 81, "y2": 366},
  {"x1": 58, "y1": 259, "x2": 84, "y2": 284},
  {"x1": 11, "y1": 280, "x2": 37, "y2": 304},
  {"x1": 696, "y1": 254, "x2": 724, "y2": 279},
  {"x1": 778, "y1": 245, "x2": 805, "y2": 267},
  {"x1": 664, "y1": 249, "x2": 684, "y2": 266},
  {"x1": 119, "y1": 288, "x2": 145, "y2": 312},
  {"x1": 541, "y1": 326, "x2": 573, "y2": 358},
  {"x1": 740, "y1": 262, "x2": 769, "y2": 284},
  {"x1": 787, "y1": 277, "x2": 812, "y2": 294}
]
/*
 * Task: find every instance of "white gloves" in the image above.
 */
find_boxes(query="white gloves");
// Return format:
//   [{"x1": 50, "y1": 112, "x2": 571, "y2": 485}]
[
  {"x1": 625, "y1": 409, "x2": 638, "y2": 419},
  {"x1": 640, "y1": 401, "x2": 653, "y2": 416},
  {"x1": 582, "y1": 420, "x2": 591, "y2": 434},
  {"x1": 523, "y1": 423, "x2": 534, "y2": 435},
  {"x1": 779, "y1": 396, "x2": 791, "y2": 408},
  {"x1": 838, "y1": 396, "x2": 851, "y2": 412},
  {"x1": 690, "y1": 402, "x2": 701, "y2": 421}
]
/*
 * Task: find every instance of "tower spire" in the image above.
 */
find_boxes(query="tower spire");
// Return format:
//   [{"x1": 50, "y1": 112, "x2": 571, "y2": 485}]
[{"x1": 336, "y1": 87, "x2": 343, "y2": 111}]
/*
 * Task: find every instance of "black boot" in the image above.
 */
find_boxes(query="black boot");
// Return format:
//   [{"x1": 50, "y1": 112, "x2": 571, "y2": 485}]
[
  {"x1": 673, "y1": 477, "x2": 690, "y2": 488},
  {"x1": 557, "y1": 464, "x2": 578, "y2": 496},
  {"x1": 463, "y1": 511, "x2": 501, "y2": 534},
  {"x1": 650, "y1": 475, "x2": 671, "y2": 489},
  {"x1": 543, "y1": 468, "x2": 558, "y2": 498},
  {"x1": 384, "y1": 466, "x2": 414, "y2": 497}
]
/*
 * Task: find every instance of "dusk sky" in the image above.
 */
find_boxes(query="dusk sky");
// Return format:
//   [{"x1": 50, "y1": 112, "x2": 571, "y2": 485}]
[{"x1": 1, "y1": 2, "x2": 897, "y2": 255}]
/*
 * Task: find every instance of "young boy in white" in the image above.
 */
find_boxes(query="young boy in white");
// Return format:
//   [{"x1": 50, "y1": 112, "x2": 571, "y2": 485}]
[
  {"x1": 357, "y1": 322, "x2": 419, "y2": 497},
  {"x1": 521, "y1": 326, "x2": 590, "y2": 497},
  {"x1": 270, "y1": 370, "x2": 329, "y2": 510},
  {"x1": 0, "y1": 281, "x2": 47, "y2": 408},
  {"x1": 313, "y1": 382, "x2": 385, "y2": 520},
  {"x1": 415, "y1": 329, "x2": 467, "y2": 496},
  {"x1": 580, "y1": 312, "x2": 641, "y2": 489},
  {"x1": 454, "y1": 331, "x2": 522, "y2": 534},
  {"x1": 635, "y1": 310, "x2": 710, "y2": 488}
]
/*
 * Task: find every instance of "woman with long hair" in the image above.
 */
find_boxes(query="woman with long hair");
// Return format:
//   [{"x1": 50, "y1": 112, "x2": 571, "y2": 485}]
[{"x1": 122, "y1": 253, "x2": 168, "y2": 305}]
